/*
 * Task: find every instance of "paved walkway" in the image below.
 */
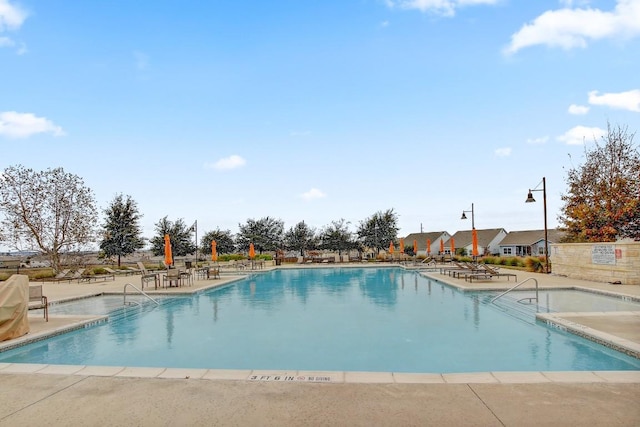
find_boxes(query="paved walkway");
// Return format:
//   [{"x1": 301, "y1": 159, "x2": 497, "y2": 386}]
[{"x1": 1, "y1": 264, "x2": 639, "y2": 426}]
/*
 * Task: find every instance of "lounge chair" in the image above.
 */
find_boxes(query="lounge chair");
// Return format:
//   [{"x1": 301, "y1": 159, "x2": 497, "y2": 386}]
[
  {"x1": 79, "y1": 269, "x2": 115, "y2": 283},
  {"x1": 66, "y1": 269, "x2": 86, "y2": 283},
  {"x1": 43, "y1": 269, "x2": 71, "y2": 283},
  {"x1": 122, "y1": 265, "x2": 142, "y2": 274},
  {"x1": 465, "y1": 265, "x2": 518, "y2": 283},
  {"x1": 104, "y1": 267, "x2": 135, "y2": 276}
]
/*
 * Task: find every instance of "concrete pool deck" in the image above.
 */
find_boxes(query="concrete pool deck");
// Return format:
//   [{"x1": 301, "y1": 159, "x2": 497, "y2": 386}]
[{"x1": 1, "y1": 264, "x2": 639, "y2": 426}]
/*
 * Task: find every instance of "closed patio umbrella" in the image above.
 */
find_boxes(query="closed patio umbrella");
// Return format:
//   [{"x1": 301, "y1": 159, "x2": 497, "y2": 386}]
[
  {"x1": 472, "y1": 229, "x2": 479, "y2": 257},
  {"x1": 427, "y1": 239, "x2": 431, "y2": 256},
  {"x1": 450, "y1": 238, "x2": 455, "y2": 255},
  {"x1": 413, "y1": 239, "x2": 417, "y2": 255},
  {"x1": 389, "y1": 241, "x2": 394, "y2": 255},
  {"x1": 164, "y1": 234, "x2": 173, "y2": 267},
  {"x1": 249, "y1": 242, "x2": 255, "y2": 259},
  {"x1": 439, "y1": 239, "x2": 444, "y2": 254},
  {"x1": 211, "y1": 240, "x2": 218, "y2": 262},
  {"x1": 399, "y1": 238, "x2": 404, "y2": 254}
]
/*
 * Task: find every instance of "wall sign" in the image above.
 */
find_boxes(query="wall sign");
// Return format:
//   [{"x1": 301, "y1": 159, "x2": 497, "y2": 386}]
[{"x1": 592, "y1": 245, "x2": 616, "y2": 265}]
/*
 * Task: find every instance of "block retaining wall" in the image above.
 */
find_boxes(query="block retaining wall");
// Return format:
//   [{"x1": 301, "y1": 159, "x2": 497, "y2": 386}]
[{"x1": 551, "y1": 242, "x2": 640, "y2": 286}]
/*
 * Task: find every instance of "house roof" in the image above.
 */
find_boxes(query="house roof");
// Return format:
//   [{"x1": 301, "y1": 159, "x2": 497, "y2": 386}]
[
  {"x1": 403, "y1": 232, "x2": 450, "y2": 251},
  {"x1": 499, "y1": 229, "x2": 566, "y2": 246},
  {"x1": 447, "y1": 228, "x2": 506, "y2": 247}
]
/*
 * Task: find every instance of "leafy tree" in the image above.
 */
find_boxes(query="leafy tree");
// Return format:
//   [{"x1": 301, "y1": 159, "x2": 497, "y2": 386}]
[
  {"x1": 149, "y1": 216, "x2": 196, "y2": 263},
  {"x1": 283, "y1": 221, "x2": 318, "y2": 256},
  {"x1": 559, "y1": 123, "x2": 640, "y2": 242},
  {"x1": 356, "y1": 209, "x2": 399, "y2": 254},
  {"x1": 236, "y1": 217, "x2": 284, "y2": 254},
  {"x1": 199, "y1": 228, "x2": 235, "y2": 256},
  {"x1": 319, "y1": 218, "x2": 356, "y2": 255},
  {"x1": 99, "y1": 194, "x2": 145, "y2": 266},
  {"x1": 0, "y1": 165, "x2": 98, "y2": 273}
]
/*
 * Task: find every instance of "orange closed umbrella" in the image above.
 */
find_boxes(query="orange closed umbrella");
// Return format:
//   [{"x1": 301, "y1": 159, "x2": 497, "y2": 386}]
[
  {"x1": 427, "y1": 239, "x2": 431, "y2": 255},
  {"x1": 389, "y1": 241, "x2": 394, "y2": 254},
  {"x1": 249, "y1": 242, "x2": 255, "y2": 259},
  {"x1": 399, "y1": 238, "x2": 404, "y2": 254},
  {"x1": 439, "y1": 239, "x2": 444, "y2": 254},
  {"x1": 472, "y1": 229, "x2": 479, "y2": 257},
  {"x1": 164, "y1": 234, "x2": 173, "y2": 267},
  {"x1": 450, "y1": 238, "x2": 455, "y2": 255},
  {"x1": 211, "y1": 240, "x2": 218, "y2": 261},
  {"x1": 413, "y1": 239, "x2": 417, "y2": 254}
]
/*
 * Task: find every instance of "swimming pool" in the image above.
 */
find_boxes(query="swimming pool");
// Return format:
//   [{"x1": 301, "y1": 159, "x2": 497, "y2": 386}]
[{"x1": 1, "y1": 268, "x2": 639, "y2": 373}]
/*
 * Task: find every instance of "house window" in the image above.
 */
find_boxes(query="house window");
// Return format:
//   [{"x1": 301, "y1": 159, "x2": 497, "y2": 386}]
[
  {"x1": 503, "y1": 248, "x2": 512, "y2": 255},
  {"x1": 538, "y1": 247, "x2": 544, "y2": 255}
]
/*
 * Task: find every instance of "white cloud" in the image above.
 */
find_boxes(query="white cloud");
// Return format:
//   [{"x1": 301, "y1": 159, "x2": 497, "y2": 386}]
[
  {"x1": 300, "y1": 188, "x2": 326, "y2": 201},
  {"x1": 568, "y1": 104, "x2": 590, "y2": 115},
  {"x1": 526, "y1": 136, "x2": 549, "y2": 144},
  {"x1": 494, "y1": 147, "x2": 512, "y2": 157},
  {"x1": 505, "y1": 0, "x2": 640, "y2": 54},
  {"x1": 0, "y1": 0, "x2": 28, "y2": 31},
  {"x1": 207, "y1": 155, "x2": 246, "y2": 171},
  {"x1": 556, "y1": 125, "x2": 606, "y2": 145},
  {"x1": 588, "y1": 89, "x2": 640, "y2": 112},
  {"x1": 385, "y1": 0, "x2": 499, "y2": 17},
  {"x1": 0, "y1": 111, "x2": 65, "y2": 138},
  {"x1": 0, "y1": 0, "x2": 27, "y2": 54}
]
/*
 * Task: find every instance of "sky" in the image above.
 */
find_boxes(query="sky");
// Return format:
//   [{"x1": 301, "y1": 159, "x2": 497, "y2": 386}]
[{"x1": 1, "y1": 0, "x2": 639, "y2": 249}]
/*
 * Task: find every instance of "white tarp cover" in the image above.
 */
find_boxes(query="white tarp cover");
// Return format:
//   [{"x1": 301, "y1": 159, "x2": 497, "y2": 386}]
[{"x1": 0, "y1": 274, "x2": 29, "y2": 341}]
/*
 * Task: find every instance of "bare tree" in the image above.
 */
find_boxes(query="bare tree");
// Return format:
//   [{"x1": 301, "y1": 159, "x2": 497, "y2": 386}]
[{"x1": 0, "y1": 165, "x2": 98, "y2": 272}]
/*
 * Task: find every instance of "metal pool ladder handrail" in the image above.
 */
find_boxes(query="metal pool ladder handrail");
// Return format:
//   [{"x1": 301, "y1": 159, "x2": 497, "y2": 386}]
[
  {"x1": 123, "y1": 283, "x2": 160, "y2": 306},
  {"x1": 490, "y1": 277, "x2": 539, "y2": 304}
]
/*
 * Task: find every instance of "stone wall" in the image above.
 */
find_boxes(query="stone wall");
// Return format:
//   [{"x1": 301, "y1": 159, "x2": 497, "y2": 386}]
[{"x1": 551, "y1": 242, "x2": 640, "y2": 285}]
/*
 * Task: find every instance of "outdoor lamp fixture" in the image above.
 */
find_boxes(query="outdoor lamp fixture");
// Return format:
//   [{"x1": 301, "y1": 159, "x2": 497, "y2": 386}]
[
  {"x1": 461, "y1": 203, "x2": 477, "y2": 259},
  {"x1": 526, "y1": 177, "x2": 550, "y2": 273},
  {"x1": 461, "y1": 203, "x2": 475, "y2": 229}
]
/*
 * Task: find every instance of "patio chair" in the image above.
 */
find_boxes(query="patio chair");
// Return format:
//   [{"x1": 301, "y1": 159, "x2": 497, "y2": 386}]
[
  {"x1": 29, "y1": 285, "x2": 49, "y2": 322},
  {"x1": 179, "y1": 269, "x2": 192, "y2": 286},
  {"x1": 162, "y1": 268, "x2": 182, "y2": 288},
  {"x1": 137, "y1": 262, "x2": 159, "y2": 289}
]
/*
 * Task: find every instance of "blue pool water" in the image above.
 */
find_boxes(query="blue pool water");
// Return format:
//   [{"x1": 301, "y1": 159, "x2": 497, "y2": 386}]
[{"x1": 2, "y1": 268, "x2": 639, "y2": 373}]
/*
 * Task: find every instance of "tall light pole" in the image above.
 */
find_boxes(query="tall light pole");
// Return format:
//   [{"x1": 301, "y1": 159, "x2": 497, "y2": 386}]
[
  {"x1": 461, "y1": 203, "x2": 474, "y2": 229},
  {"x1": 461, "y1": 203, "x2": 476, "y2": 259},
  {"x1": 526, "y1": 177, "x2": 549, "y2": 273}
]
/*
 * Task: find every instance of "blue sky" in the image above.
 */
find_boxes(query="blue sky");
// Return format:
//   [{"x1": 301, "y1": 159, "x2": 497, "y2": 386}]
[{"x1": 1, "y1": 0, "x2": 639, "y2": 246}]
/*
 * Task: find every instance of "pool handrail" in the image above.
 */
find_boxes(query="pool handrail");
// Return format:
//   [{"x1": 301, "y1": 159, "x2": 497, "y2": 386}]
[
  {"x1": 490, "y1": 277, "x2": 539, "y2": 304},
  {"x1": 124, "y1": 283, "x2": 160, "y2": 306}
]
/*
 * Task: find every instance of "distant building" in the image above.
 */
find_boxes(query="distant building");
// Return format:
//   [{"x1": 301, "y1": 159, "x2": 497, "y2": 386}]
[
  {"x1": 447, "y1": 228, "x2": 507, "y2": 256},
  {"x1": 498, "y1": 229, "x2": 566, "y2": 257},
  {"x1": 403, "y1": 231, "x2": 451, "y2": 256}
]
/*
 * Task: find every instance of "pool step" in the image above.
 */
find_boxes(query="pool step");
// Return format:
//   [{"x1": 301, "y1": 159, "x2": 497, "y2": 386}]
[{"x1": 482, "y1": 293, "x2": 547, "y2": 325}]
